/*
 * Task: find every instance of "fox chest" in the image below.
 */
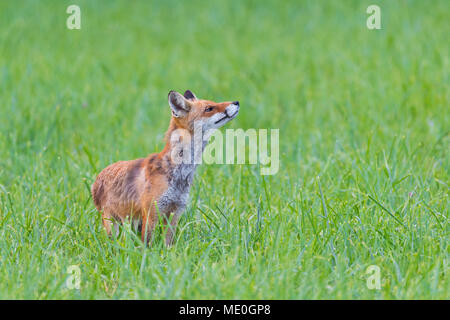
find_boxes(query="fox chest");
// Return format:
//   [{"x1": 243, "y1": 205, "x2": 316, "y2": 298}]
[{"x1": 156, "y1": 164, "x2": 196, "y2": 216}]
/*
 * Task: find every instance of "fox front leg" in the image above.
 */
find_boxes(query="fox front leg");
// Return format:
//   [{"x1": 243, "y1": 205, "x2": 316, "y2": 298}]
[{"x1": 163, "y1": 212, "x2": 181, "y2": 247}]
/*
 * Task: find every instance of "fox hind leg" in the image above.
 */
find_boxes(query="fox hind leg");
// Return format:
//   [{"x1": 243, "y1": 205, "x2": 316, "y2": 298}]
[
  {"x1": 102, "y1": 212, "x2": 113, "y2": 236},
  {"x1": 102, "y1": 212, "x2": 121, "y2": 237}
]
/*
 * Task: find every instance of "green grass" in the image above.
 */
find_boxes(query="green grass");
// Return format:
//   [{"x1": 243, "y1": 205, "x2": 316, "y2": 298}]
[{"x1": 0, "y1": 0, "x2": 448, "y2": 299}]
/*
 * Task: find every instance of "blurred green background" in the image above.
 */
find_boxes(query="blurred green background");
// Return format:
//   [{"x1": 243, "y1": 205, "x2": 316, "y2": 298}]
[{"x1": 0, "y1": 0, "x2": 448, "y2": 299}]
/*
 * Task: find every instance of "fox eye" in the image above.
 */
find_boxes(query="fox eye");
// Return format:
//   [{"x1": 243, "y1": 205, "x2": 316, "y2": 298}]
[{"x1": 204, "y1": 106, "x2": 214, "y2": 112}]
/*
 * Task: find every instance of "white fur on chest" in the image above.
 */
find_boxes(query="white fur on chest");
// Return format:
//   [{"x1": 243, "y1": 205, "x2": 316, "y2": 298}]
[{"x1": 157, "y1": 163, "x2": 197, "y2": 216}]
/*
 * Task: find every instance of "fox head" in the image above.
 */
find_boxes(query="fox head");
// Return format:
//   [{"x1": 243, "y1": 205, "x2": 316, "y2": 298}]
[{"x1": 168, "y1": 90, "x2": 239, "y2": 132}]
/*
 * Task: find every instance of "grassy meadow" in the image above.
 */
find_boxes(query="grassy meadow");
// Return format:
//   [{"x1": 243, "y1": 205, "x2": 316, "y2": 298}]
[{"x1": 0, "y1": 0, "x2": 448, "y2": 299}]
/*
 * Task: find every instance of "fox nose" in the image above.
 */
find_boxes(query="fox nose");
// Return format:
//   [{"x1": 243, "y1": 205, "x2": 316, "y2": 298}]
[{"x1": 233, "y1": 101, "x2": 239, "y2": 106}]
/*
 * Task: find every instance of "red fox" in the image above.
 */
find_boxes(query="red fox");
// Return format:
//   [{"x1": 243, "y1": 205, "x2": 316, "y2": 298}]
[{"x1": 91, "y1": 90, "x2": 239, "y2": 246}]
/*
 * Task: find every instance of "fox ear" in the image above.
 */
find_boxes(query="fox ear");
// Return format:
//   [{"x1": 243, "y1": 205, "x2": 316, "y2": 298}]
[
  {"x1": 168, "y1": 90, "x2": 191, "y2": 118},
  {"x1": 183, "y1": 90, "x2": 197, "y2": 101}
]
